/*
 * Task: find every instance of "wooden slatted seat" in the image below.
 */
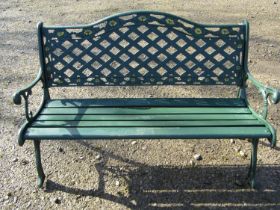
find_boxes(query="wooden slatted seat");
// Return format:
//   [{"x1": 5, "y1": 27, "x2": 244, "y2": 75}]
[
  {"x1": 13, "y1": 11, "x2": 279, "y2": 189},
  {"x1": 26, "y1": 98, "x2": 270, "y2": 140}
]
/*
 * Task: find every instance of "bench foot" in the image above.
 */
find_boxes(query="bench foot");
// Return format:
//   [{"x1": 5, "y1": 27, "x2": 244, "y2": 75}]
[
  {"x1": 37, "y1": 174, "x2": 46, "y2": 188},
  {"x1": 250, "y1": 179, "x2": 256, "y2": 189},
  {"x1": 34, "y1": 140, "x2": 45, "y2": 188},
  {"x1": 247, "y1": 138, "x2": 259, "y2": 189}
]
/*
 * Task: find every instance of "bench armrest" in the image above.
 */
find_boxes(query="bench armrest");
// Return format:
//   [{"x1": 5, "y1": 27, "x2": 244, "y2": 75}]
[
  {"x1": 246, "y1": 72, "x2": 280, "y2": 105},
  {"x1": 13, "y1": 68, "x2": 46, "y2": 121},
  {"x1": 245, "y1": 71, "x2": 280, "y2": 119},
  {"x1": 244, "y1": 67, "x2": 280, "y2": 119},
  {"x1": 243, "y1": 67, "x2": 279, "y2": 147}
]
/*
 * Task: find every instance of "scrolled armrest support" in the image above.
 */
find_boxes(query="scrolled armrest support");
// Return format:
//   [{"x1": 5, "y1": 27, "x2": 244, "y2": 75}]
[
  {"x1": 247, "y1": 73, "x2": 280, "y2": 103},
  {"x1": 242, "y1": 68, "x2": 279, "y2": 147},
  {"x1": 269, "y1": 88, "x2": 280, "y2": 105},
  {"x1": 13, "y1": 68, "x2": 45, "y2": 121},
  {"x1": 245, "y1": 72, "x2": 280, "y2": 119}
]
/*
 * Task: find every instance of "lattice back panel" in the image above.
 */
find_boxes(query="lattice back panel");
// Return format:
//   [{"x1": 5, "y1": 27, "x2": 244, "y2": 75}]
[{"x1": 42, "y1": 12, "x2": 245, "y2": 87}]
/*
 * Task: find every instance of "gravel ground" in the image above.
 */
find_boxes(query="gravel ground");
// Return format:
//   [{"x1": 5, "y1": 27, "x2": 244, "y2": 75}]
[{"x1": 1, "y1": 0, "x2": 280, "y2": 209}]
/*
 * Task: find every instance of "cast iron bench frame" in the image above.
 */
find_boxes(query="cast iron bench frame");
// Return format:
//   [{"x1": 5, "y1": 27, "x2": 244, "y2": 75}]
[{"x1": 13, "y1": 11, "x2": 279, "y2": 189}]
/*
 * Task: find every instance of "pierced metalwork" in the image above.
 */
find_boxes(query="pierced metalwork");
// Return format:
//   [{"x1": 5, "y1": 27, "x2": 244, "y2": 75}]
[{"x1": 42, "y1": 11, "x2": 245, "y2": 87}]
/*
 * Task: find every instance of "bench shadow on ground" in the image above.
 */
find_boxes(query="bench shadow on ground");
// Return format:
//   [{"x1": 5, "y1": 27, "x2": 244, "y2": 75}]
[{"x1": 44, "y1": 141, "x2": 280, "y2": 209}]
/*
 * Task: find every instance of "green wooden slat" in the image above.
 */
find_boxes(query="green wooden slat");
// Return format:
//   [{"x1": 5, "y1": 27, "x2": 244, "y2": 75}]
[
  {"x1": 41, "y1": 107, "x2": 251, "y2": 115},
  {"x1": 31, "y1": 120, "x2": 263, "y2": 127},
  {"x1": 37, "y1": 114, "x2": 256, "y2": 121},
  {"x1": 45, "y1": 98, "x2": 247, "y2": 108},
  {"x1": 25, "y1": 127, "x2": 271, "y2": 140}
]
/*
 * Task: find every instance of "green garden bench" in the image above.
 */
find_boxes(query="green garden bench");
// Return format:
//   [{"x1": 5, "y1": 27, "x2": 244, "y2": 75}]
[{"x1": 13, "y1": 11, "x2": 279, "y2": 189}]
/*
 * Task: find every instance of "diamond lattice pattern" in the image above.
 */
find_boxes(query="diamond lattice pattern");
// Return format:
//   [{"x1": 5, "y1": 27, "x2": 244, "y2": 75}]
[{"x1": 42, "y1": 13, "x2": 244, "y2": 86}]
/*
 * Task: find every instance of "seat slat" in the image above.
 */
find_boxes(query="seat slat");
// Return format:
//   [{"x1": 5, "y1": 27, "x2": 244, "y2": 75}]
[
  {"x1": 41, "y1": 107, "x2": 251, "y2": 115},
  {"x1": 27, "y1": 98, "x2": 271, "y2": 140},
  {"x1": 45, "y1": 98, "x2": 247, "y2": 108},
  {"x1": 32, "y1": 120, "x2": 263, "y2": 127},
  {"x1": 37, "y1": 114, "x2": 256, "y2": 121},
  {"x1": 25, "y1": 127, "x2": 271, "y2": 140}
]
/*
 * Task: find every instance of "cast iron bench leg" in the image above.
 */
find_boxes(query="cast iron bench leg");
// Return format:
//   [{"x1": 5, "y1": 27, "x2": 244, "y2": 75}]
[
  {"x1": 34, "y1": 140, "x2": 45, "y2": 188},
  {"x1": 248, "y1": 138, "x2": 259, "y2": 189}
]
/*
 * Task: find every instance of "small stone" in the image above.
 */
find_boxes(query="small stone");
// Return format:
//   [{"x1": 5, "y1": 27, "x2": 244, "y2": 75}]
[
  {"x1": 58, "y1": 147, "x2": 64, "y2": 153},
  {"x1": 79, "y1": 156, "x2": 84, "y2": 160},
  {"x1": 234, "y1": 147, "x2": 241, "y2": 153},
  {"x1": 13, "y1": 196, "x2": 18, "y2": 203},
  {"x1": 239, "y1": 150, "x2": 247, "y2": 157},
  {"x1": 141, "y1": 145, "x2": 147, "y2": 150},
  {"x1": 131, "y1": 199, "x2": 137, "y2": 205},
  {"x1": 7, "y1": 192, "x2": 12, "y2": 197},
  {"x1": 12, "y1": 158, "x2": 18, "y2": 162},
  {"x1": 53, "y1": 197, "x2": 61, "y2": 204},
  {"x1": 95, "y1": 154, "x2": 102, "y2": 160},
  {"x1": 273, "y1": 1, "x2": 277, "y2": 4},
  {"x1": 70, "y1": 180, "x2": 76, "y2": 185},
  {"x1": 21, "y1": 159, "x2": 29, "y2": 165},
  {"x1": 26, "y1": 202, "x2": 31, "y2": 208},
  {"x1": 193, "y1": 153, "x2": 202, "y2": 161},
  {"x1": 269, "y1": 44, "x2": 274, "y2": 47},
  {"x1": 131, "y1": 141, "x2": 137, "y2": 145},
  {"x1": 76, "y1": 195, "x2": 82, "y2": 200},
  {"x1": 230, "y1": 139, "x2": 235, "y2": 144},
  {"x1": 189, "y1": 160, "x2": 195, "y2": 166},
  {"x1": 115, "y1": 180, "x2": 120, "y2": 186}
]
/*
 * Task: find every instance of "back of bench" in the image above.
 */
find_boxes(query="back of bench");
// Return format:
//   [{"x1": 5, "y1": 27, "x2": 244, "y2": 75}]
[{"x1": 39, "y1": 11, "x2": 246, "y2": 87}]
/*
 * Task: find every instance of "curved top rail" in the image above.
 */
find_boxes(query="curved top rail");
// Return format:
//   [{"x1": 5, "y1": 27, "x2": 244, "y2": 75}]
[
  {"x1": 44, "y1": 11, "x2": 244, "y2": 28},
  {"x1": 43, "y1": 11, "x2": 245, "y2": 41},
  {"x1": 41, "y1": 10, "x2": 246, "y2": 87}
]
